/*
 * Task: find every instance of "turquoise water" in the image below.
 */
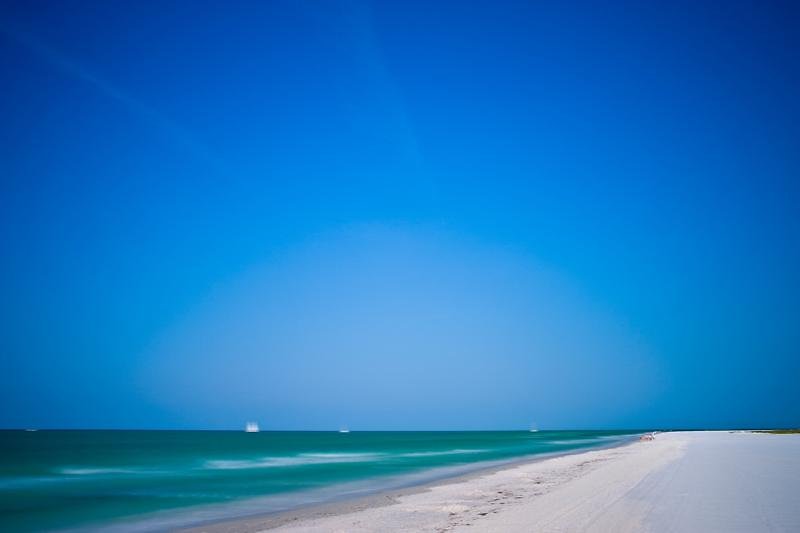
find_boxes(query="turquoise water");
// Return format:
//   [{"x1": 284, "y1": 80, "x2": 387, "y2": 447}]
[{"x1": 0, "y1": 430, "x2": 638, "y2": 531}]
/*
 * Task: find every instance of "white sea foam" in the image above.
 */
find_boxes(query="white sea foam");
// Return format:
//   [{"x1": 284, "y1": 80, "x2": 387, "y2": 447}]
[
  {"x1": 59, "y1": 468, "x2": 143, "y2": 476},
  {"x1": 299, "y1": 452, "x2": 382, "y2": 459},
  {"x1": 202, "y1": 449, "x2": 489, "y2": 470},
  {"x1": 398, "y1": 449, "x2": 487, "y2": 457},
  {"x1": 203, "y1": 452, "x2": 383, "y2": 470}
]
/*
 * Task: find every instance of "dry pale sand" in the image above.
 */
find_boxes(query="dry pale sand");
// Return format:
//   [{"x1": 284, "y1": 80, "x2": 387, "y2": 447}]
[{"x1": 245, "y1": 431, "x2": 800, "y2": 533}]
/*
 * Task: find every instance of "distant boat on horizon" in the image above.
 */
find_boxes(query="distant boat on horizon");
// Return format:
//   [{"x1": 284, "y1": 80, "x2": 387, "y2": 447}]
[
  {"x1": 529, "y1": 424, "x2": 538, "y2": 432},
  {"x1": 245, "y1": 422, "x2": 260, "y2": 433},
  {"x1": 339, "y1": 426, "x2": 350, "y2": 433}
]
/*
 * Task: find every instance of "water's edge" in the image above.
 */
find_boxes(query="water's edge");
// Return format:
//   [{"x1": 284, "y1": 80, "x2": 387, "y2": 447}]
[
  {"x1": 172, "y1": 434, "x2": 641, "y2": 533},
  {"x1": 8, "y1": 431, "x2": 643, "y2": 533}
]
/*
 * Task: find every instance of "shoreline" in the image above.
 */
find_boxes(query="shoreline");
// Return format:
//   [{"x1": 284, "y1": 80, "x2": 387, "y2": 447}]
[
  {"x1": 182, "y1": 435, "x2": 641, "y2": 532},
  {"x1": 187, "y1": 431, "x2": 800, "y2": 532}
]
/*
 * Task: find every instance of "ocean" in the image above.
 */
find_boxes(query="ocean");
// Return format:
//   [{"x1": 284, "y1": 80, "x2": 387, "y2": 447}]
[{"x1": 0, "y1": 429, "x2": 639, "y2": 531}]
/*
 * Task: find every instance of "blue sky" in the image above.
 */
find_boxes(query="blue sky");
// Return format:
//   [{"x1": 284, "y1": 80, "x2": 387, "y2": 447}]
[{"x1": 1, "y1": 0, "x2": 798, "y2": 429}]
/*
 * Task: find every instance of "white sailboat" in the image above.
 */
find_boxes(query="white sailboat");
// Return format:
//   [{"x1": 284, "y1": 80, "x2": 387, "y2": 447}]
[
  {"x1": 529, "y1": 423, "x2": 538, "y2": 432},
  {"x1": 245, "y1": 422, "x2": 260, "y2": 433},
  {"x1": 338, "y1": 426, "x2": 350, "y2": 433}
]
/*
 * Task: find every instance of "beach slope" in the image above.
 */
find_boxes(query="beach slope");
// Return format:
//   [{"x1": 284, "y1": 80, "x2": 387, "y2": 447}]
[{"x1": 237, "y1": 431, "x2": 800, "y2": 532}]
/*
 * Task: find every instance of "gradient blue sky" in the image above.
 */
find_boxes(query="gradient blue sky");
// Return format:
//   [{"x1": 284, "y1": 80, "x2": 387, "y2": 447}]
[{"x1": 1, "y1": 0, "x2": 798, "y2": 430}]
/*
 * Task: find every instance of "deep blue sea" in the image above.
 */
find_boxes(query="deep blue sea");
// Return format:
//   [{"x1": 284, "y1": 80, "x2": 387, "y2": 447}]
[{"x1": 0, "y1": 430, "x2": 639, "y2": 531}]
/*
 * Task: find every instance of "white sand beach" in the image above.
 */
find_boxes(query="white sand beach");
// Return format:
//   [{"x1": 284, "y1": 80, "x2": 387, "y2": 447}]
[{"x1": 197, "y1": 431, "x2": 800, "y2": 532}]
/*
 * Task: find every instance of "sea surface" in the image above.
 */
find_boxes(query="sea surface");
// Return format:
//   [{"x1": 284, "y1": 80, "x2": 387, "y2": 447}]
[{"x1": 0, "y1": 430, "x2": 639, "y2": 532}]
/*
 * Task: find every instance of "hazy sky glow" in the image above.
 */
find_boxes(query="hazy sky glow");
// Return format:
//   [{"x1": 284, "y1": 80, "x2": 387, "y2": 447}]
[
  {"x1": 143, "y1": 225, "x2": 658, "y2": 429},
  {"x1": 1, "y1": 1, "x2": 799, "y2": 429}
]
